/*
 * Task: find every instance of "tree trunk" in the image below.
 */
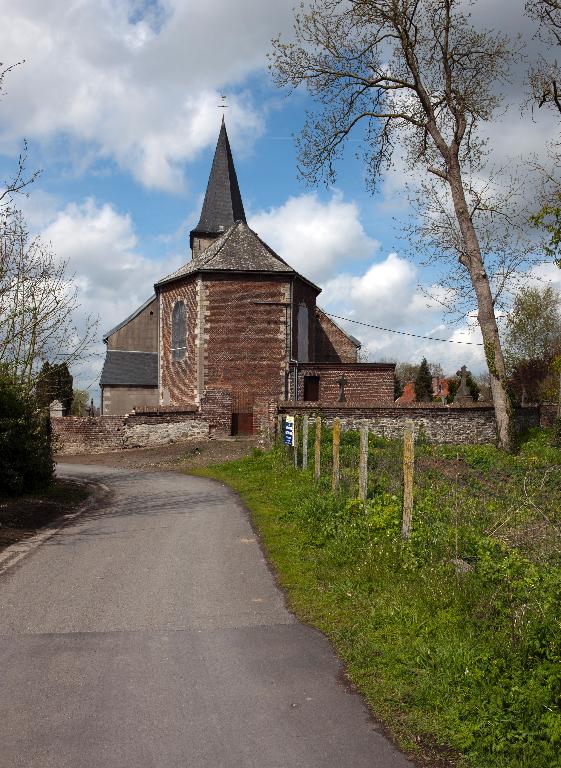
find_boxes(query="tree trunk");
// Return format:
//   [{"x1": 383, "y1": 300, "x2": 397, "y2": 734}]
[{"x1": 447, "y1": 163, "x2": 515, "y2": 451}]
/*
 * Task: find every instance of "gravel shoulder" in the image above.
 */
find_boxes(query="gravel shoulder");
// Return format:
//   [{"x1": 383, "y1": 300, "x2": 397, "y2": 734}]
[{"x1": 57, "y1": 436, "x2": 258, "y2": 472}]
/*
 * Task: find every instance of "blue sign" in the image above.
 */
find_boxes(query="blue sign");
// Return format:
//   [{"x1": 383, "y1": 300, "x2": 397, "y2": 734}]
[{"x1": 284, "y1": 416, "x2": 294, "y2": 446}]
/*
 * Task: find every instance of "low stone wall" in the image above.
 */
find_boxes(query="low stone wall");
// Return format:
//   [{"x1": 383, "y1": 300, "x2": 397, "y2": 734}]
[
  {"x1": 52, "y1": 413, "x2": 209, "y2": 455},
  {"x1": 277, "y1": 402, "x2": 540, "y2": 445}
]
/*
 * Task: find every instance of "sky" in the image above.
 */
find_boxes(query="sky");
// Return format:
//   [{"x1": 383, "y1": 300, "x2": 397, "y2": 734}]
[{"x1": 1, "y1": 0, "x2": 560, "y2": 398}]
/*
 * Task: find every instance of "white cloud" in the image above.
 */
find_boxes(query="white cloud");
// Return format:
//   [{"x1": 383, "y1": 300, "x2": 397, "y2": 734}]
[
  {"x1": 0, "y1": 0, "x2": 287, "y2": 190},
  {"x1": 315, "y1": 252, "x2": 486, "y2": 374},
  {"x1": 249, "y1": 192, "x2": 380, "y2": 283},
  {"x1": 38, "y1": 197, "x2": 182, "y2": 393}
]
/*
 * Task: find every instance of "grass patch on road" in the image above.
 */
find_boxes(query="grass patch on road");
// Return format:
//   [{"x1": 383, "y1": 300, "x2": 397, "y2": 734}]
[
  {"x1": 0, "y1": 480, "x2": 89, "y2": 552},
  {"x1": 194, "y1": 430, "x2": 561, "y2": 768}
]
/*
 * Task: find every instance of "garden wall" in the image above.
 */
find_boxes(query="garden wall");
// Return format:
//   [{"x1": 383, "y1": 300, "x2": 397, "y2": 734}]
[
  {"x1": 277, "y1": 402, "x2": 541, "y2": 445},
  {"x1": 52, "y1": 411, "x2": 209, "y2": 455}
]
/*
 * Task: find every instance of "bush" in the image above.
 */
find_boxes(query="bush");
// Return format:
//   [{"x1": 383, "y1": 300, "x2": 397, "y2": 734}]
[{"x1": 0, "y1": 371, "x2": 54, "y2": 495}]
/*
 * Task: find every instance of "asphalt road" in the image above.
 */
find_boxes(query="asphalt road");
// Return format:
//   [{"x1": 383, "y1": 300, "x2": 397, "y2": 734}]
[{"x1": 0, "y1": 464, "x2": 412, "y2": 768}]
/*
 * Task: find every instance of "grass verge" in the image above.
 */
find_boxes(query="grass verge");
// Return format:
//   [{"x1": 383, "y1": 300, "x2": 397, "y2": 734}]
[{"x1": 193, "y1": 429, "x2": 561, "y2": 768}]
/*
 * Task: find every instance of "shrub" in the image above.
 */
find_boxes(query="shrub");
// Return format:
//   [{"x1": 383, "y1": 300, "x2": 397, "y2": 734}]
[{"x1": 0, "y1": 371, "x2": 54, "y2": 495}]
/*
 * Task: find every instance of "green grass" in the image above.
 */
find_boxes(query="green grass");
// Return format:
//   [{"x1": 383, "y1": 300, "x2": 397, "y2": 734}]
[{"x1": 193, "y1": 430, "x2": 561, "y2": 768}]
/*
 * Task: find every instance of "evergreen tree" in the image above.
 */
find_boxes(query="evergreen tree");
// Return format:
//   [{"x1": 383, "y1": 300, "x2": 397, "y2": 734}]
[
  {"x1": 393, "y1": 375, "x2": 404, "y2": 400},
  {"x1": 414, "y1": 358, "x2": 433, "y2": 402},
  {"x1": 35, "y1": 362, "x2": 73, "y2": 414}
]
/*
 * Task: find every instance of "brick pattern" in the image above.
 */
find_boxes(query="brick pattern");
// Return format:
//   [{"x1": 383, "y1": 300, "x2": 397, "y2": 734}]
[
  {"x1": 204, "y1": 276, "x2": 290, "y2": 403},
  {"x1": 159, "y1": 277, "x2": 198, "y2": 406},
  {"x1": 297, "y1": 364, "x2": 395, "y2": 405},
  {"x1": 199, "y1": 387, "x2": 233, "y2": 435},
  {"x1": 277, "y1": 403, "x2": 540, "y2": 445},
  {"x1": 315, "y1": 309, "x2": 359, "y2": 363}
]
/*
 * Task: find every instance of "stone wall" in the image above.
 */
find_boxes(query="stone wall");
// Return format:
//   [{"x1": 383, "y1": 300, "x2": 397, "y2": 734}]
[
  {"x1": 52, "y1": 412, "x2": 209, "y2": 455},
  {"x1": 277, "y1": 402, "x2": 540, "y2": 445}
]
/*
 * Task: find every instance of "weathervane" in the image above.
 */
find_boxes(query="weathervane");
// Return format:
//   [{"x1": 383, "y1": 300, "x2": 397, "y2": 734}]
[{"x1": 218, "y1": 94, "x2": 229, "y2": 111}]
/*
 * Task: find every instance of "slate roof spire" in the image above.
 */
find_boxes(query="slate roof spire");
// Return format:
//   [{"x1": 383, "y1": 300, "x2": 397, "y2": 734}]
[{"x1": 189, "y1": 118, "x2": 246, "y2": 248}]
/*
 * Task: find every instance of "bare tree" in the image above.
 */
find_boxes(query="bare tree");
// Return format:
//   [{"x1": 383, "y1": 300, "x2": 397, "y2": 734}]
[
  {"x1": 410, "y1": 170, "x2": 538, "y2": 320},
  {"x1": 0, "y1": 210, "x2": 97, "y2": 385},
  {"x1": 0, "y1": 62, "x2": 40, "y2": 214},
  {"x1": 271, "y1": 0, "x2": 524, "y2": 450},
  {"x1": 526, "y1": 0, "x2": 561, "y2": 115}
]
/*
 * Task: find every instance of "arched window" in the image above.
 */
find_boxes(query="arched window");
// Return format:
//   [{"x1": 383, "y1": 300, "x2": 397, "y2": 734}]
[{"x1": 171, "y1": 301, "x2": 186, "y2": 361}]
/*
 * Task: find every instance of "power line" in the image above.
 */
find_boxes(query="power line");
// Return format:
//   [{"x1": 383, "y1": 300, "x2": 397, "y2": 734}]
[{"x1": 325, "y1": 312, "x2": 484, "y2": 346}]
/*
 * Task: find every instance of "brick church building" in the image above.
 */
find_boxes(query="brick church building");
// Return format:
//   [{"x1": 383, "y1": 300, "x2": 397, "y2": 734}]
[{"x1": 100, "y1": 120, "x2": 394, "y2": 432}]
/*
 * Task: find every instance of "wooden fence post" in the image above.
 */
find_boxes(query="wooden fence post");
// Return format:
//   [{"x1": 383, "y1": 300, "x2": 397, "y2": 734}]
[
  {"x1": 314, "y1": 416, "x2": 321, "y2": 481},
  {"x1": 277, "y1": 414, "x2": 283, "y2": 445},
  {"x1": 293, "y1": 416, "x2": 299, "y2": 468},
  {"x1": 358, "y1": 423, "x2": 368, "y2": 501},
  {"x1": 302, "y1": 414, "x2": 309, "y2": 469},
  {"x1": 332, "y1": 417, "x2": 341, "y2": 492},
  {"x1": 402, "y1": 420, "x2": 414, "y2": 539}
]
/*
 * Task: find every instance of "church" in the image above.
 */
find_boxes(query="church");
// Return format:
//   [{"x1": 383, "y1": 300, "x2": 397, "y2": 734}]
[{"x1": 100, "y1": 120, "x2": 394, "y2": 433}]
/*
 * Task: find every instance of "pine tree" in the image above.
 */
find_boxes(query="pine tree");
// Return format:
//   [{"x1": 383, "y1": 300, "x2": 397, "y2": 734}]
[{"x1": 414, "y1": 358, "x2": 433, "y2": 402}]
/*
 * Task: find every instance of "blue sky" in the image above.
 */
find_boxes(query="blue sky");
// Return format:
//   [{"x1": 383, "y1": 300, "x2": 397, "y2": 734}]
[{"x1": 1, "y1": 0, "x2": 560, "y2": 397}]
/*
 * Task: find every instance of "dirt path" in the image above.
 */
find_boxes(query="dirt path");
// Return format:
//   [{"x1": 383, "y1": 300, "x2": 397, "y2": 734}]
[{"x1": 57, "y1": 436, "x2": 258, "y2": 472}]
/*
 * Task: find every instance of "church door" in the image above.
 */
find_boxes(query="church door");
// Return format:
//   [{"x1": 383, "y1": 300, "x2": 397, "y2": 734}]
[{"x1": 231, "y1": 393, "x2": 254, "y2": 435}]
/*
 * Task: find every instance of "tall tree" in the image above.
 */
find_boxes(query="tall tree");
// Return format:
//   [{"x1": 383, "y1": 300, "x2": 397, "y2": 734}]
[
  {"x1": 504, "y1": 285, "x2": 561, "y2": 365},
  {"x1": 0, "y1": 210, "x2": 97, "y2": 384},
  {"x1": 0, "y1": 62, "x2": 40, "y2": 215},
  {"x1": 526, "y1": 1, "x2": 561, "y2": 267},
  {"x1": 526, "y1": 0, "x2": 561, "y2": 116},
  {"x1": 504, "y1": 285, "x2": 561, "y2": 404},
  {"x1": 271, "y1": 0, "x2": 523, "y2": 449},
  {"x1": 414, "y1": 357, "x2": 433, "y2": 402}
]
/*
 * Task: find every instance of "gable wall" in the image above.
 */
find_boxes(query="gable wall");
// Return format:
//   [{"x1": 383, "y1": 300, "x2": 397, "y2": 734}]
[
  {"x1": 159, "y1": 277, "x2": 199, "y2": 406},
  {"x1": 315, "y1": 309, "x2": 359, "y2": 363},
  {"x1": 203, "y1": 275, "x2": 291, "y2": 402},
  {"x1": 106, "y1": 298, "x2": 158, "y2": 352}
]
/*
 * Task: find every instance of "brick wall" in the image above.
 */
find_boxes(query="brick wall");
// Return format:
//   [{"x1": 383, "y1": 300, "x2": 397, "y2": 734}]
[
  {"x1": 297, "y1": 363, "x2": 395, "y2": 405},
  {"x1": 314, "y1": 309, "x2": 359, "y2": 363},
  {"x1": 199, "y1": 387, "x2": 233, "y2": 435},
  {"x1": 204, "y1": 275, "x2": 290, "y2": 402},
  {"x1": 278, "y1": 403, "x2": 540, "y2": 445},
  {"x1": 159, "y1": 276, "x2": 198, "y2": 407}
]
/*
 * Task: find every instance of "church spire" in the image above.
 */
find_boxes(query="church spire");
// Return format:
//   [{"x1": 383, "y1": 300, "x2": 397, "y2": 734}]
[{"x1": 190, "y1": 119, "x2": 246, "y2": 253}]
